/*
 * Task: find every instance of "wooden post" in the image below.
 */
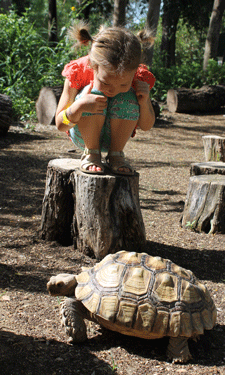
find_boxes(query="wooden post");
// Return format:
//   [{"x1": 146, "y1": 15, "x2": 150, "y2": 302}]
[
  {"x1": 202, "y1": 135, "x2": 225, "y2": 162},
  {"x1": 41, "y1": 159, "x2": 146, "y2": 259},
  {"x1": 181, "y1": 174, "x2": 225, "y2": 234}
]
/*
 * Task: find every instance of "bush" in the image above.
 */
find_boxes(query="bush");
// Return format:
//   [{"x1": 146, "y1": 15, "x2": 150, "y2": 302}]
[
  {"x1": 150, "y1": 19, "x2": 225, "y2": 101},
  {"x1": 0, "y1": 10, "x2": 81, "y2": 120}
]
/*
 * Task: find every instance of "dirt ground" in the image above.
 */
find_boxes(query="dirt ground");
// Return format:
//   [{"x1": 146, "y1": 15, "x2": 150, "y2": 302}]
[{"x1": 0, "y1": 108, "x2": 225, "y2": 375}]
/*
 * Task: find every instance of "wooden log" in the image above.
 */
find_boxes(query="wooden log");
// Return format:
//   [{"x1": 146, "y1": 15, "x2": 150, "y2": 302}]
[
  {"x1": 0, "y1": 94, "x2": 13, "y2": 136},
  {"x1": 35, "y1": 86, "x2": 63, "y2": 125},
  {"x1": 190, "y1": 161, "x2": 225, "y2": 176},
  {"x1": 167, "y1": 85, "x2": 225, "y2": 113},
  {"x1": 202, "y1": 135, "x2": 225, "y2": 162},
  {"x1": 35, "y1": 85, "x2": 160, "y2": 126},
  {"x1": 181, "y1": 174, "x2": 225, "y2": 234},
  {"x1": 40, "y1": 159, "x2": 146, "y2": 259}
]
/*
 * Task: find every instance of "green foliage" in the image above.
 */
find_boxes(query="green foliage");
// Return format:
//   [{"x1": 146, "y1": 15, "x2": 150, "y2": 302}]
[
  {"x1": 151, "y1": 19, "x2": 225, "y2": 101},
  {"x1": 0, "y1": 10, "x2": 84, "y2": 120},
  {"x1": 1, "y1": 8, "x2": 225, "y2": 120}
]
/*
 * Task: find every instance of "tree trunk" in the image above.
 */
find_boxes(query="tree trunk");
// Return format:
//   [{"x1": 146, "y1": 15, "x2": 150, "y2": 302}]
[
  {"x1": 48, "y1": 0, "x2": 58, "y2": 45},
  {"x1": 181, "y1": 174, "x2": 225, "y2": 234},
  {"x1": 0, "y1": 94, "x2": 13, "y2": 136},
  {"x1": 167, "y1": 85, "x2": 225, "y2": 113},
  {"x1": 36, "y1": 86, "x2": 63, "y2": 125},
  {"x1": 202, "y1": 135, "x2": 225, "y2": 162},
  {"x1": 203, "y1": 0, "x2": 225, "y2": 70},
  {"x1": 161, "y1": 0, "x2": 180, "y2": 67},
  {"x1": 113, "y1": 0, "x2": 127, "y2": 26},
  {"x1": 144, "y1": 0, "x2": 161, "y2": 66},
  {"x1": 41, "y1": 159, "x2": 146, "y2": 259}
]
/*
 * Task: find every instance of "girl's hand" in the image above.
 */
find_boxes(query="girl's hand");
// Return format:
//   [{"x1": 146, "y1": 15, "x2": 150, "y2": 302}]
[
  {"x1": 134, "y1": 80, "x2": 150, "y2": 105},
  {"x1": 78, "y1": 82, "x2": 108, "y2": 114}
]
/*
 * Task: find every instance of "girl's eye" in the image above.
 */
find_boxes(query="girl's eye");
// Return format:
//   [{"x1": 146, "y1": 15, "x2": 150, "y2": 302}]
[{"x1": 100, "y1": 81, "x2": 109, "y2": 86}]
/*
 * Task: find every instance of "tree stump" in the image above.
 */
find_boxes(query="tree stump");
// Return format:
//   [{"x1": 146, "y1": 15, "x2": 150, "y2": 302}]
[
  {"x1": 190, "y1": 161, "x2": 225, "y2": 176},
  {"x1": 202, "y1": 135, "x2": 225, "y2": 162},
  {"x1": 167, "y1": 85, "x2": 225, "y2": 113},
  {"x1": 36, "y1": 86, "x2": 63, "y2": 125},
  {"x1": 181, "y1": 174, "x2": 225, "y2": 234},
  {"x1": 40, "y1": 159, "x2": 76, "y2": 245},
  {"x1": 41, "y1": 159, "x2": 146, "y2": 259},
  {"x1": 0, "y1": 94, "x2": 13, "y2": 136}
]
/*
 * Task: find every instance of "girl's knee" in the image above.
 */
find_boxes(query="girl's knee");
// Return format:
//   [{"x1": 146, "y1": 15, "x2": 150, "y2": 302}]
[{"x1": 108, "y1": 89, "x2": 139, "y2": 121}]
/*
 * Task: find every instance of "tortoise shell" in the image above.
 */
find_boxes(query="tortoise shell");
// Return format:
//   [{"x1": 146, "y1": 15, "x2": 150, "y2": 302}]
[{"x1": 75, "y1": 251, "x2": 217, "y2": 339}]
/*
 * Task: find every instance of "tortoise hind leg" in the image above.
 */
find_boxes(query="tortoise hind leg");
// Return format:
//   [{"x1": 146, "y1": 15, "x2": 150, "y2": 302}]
[
  {"x1": 60, "y1": 297, "x2": 88, "y2": 342},
  {"x1": 166, "y1": 336, "x2": 192, "y2": 363}
]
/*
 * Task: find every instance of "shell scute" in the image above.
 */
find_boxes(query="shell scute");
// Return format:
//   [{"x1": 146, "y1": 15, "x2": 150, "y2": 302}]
[
  {"x1": 133, "y1": 302, "x2": 156, "y2": 331},
  {"x1": 168, "y1": 311, "x2": 193, "y2": 337},
  {"x1": 116, "y1": 251, "x2": 143, "y2": 265},
  {"x1": 75, "y1": 284, "x2": 92, "y2": 301},
  {"x1": 76, "y1": 271, "x2": 90, "y2": 284},
  {"x1": 116, "y1": 300, "x2": 137, "y2": 326},
  {"x1": 181, "y1": 280, "x2": 202, "y2": 303},
  {"x1": 171, "y1": 264, "x2": 193, "y2": 280},
  {"x1": 98, "y1": 295, "x2": 119, "y2": 320},
  {"x1": 145, "y1": 256, "x2": 167, "y2": 270},
  {"x1": 152, "y1": 309, "x2": 169, "y2": 337},
  {"x1": 96, "y1": 263, "x2": 124, "y2": 288},
  {"x1": 201, "y1": 307, "x2": 217, "y2": 330},
  {"x1": 81, "y1": 292, "x2": 100, "y2": 315},
  {"x1": 153, "y1": 272, "x2": 178, "y2": 302},
  {"x1": 122, "y1": 266, "x2": 151, "y2": 295},
  {"x1": 192, "y1": 311, "x2": 204, "y2": 335}
]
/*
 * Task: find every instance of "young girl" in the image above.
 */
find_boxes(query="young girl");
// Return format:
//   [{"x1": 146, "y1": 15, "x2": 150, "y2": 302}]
[{"x1": 56, "y1": 23, "x2": 156, "y2": 175}]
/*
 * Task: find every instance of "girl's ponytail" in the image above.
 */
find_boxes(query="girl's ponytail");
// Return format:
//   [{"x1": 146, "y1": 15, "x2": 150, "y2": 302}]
[
  {"x1": 68, "y1": 21, "x2": 93, "y2": 48},
  {"x1": 136, "y1": 29, "x2": 155, "y2": 47}
]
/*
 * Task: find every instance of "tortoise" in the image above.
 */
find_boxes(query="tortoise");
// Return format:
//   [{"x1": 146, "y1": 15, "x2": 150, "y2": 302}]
[{"x1": 47, "y1": 250, "x2": 217, "y2": 363}]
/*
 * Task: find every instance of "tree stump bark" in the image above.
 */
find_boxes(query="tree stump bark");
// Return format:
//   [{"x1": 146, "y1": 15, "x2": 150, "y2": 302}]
[
  {"x1": 202, "y1": 135, "x2": 225, "y2": 162},
  {"x1": 167, "y1": 85, "x2": 225, "y2": 113},
  {"x1": 40, "y1": 159, "x2": 76, "y2": 245},
  {"x1": 36, "y1": 86, "x2": 63, "y2": 125},
  {"x1": 0, "y1": 94, "x2": 13, "y2": 136},
  {"x1": 190, "y1": 161, "x2": 225, "y2": 176},
  {"x1": 40, "y1": 159, "x2": 146, "y2": 259},
  {"x1": 181, "y1": 174, "x2": 225, "y2": 234}
]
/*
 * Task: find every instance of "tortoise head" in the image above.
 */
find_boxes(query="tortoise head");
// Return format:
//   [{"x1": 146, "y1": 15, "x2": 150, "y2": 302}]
[{"x1": 47, "y1": 274, "x2": 77, "y2": 296}]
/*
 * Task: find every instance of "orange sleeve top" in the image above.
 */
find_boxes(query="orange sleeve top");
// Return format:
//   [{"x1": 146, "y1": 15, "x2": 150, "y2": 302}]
[{"x1": 62, "y1": 55, "x2": 156, "y2": 90}]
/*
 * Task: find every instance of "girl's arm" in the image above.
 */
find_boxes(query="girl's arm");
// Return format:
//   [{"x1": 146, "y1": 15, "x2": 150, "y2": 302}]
[
  {"x1": 135, "y1": 80, "x2": 155, "y2": 131},
  {"x1": 55, "y1": 79, "x2": 80, "y2": 132},
  {"x1": 55, "y1": 79, "x2": 108, "y2": 132}
]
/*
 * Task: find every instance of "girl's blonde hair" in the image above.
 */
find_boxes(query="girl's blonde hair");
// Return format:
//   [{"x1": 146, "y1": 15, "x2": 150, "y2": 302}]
[{"x1": 69, "y1": 22, "x2": 154, "y2": 74}]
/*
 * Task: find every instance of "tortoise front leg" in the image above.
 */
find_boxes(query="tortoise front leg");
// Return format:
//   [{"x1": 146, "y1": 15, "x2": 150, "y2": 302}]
[
  {"x1": 166, "y1": 336, "x2": 192, "y2": 363},
  {"x1": 60, "y1": 297, "x2": 88, "y2": 342}
]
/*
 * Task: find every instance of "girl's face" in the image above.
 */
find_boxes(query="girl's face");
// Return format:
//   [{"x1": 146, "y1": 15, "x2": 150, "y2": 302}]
[{"x1": 93, "y1": 66, "x2": 136, "y2": 97}]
